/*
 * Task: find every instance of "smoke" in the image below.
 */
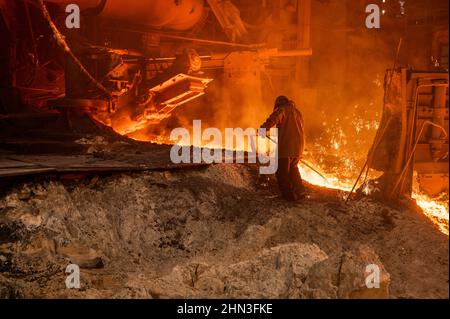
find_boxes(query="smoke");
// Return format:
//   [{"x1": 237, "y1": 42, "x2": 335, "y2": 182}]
[
  {"x1": 136, "y1": 67, "x2": 275, "y2": 146},
  {"x1": 130, "y1": 0, "x2": 440, "y2": 186},
  {"x1": 147, "y1": 2, "x2": 396, "y2": 170},
  {"x1": 296, "y1": 0, "x2": 411, "y2": 180}
]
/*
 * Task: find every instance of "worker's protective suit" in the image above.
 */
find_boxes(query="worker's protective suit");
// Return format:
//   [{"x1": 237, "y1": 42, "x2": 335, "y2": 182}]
[{"x1": 260, "y1": 96, "x2": 306, "y2": 201}]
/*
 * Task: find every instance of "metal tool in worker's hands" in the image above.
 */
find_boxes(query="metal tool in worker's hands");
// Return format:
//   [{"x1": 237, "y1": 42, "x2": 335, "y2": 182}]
[{"x1": 252, "y1": 132, "x2": 329, "y2": 183}]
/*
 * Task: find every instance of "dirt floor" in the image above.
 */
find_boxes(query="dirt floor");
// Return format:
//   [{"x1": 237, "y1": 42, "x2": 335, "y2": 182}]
[{"x1": 0, "y1": 163, "x2": 448, "y2": 299}]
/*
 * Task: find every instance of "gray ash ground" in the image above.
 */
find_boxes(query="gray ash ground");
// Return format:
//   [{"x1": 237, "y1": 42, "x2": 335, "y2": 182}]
[{"x1": 0, "y1": 164, "x2": 448, "y2": 298}]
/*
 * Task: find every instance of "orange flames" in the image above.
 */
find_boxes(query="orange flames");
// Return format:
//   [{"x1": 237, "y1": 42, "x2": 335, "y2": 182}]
[
  {"x1": 298, "y1": 158, "x2": 449, "y2": 235},
  {"x1": 413, "y1": 193, "x2": 449, "y2": 235},
  {"x1": 298, "y1": 164, "x2": 353, "y2": 192},
  {"x1": 110, "y1": 105, "x2": 448, "y2": 236}
]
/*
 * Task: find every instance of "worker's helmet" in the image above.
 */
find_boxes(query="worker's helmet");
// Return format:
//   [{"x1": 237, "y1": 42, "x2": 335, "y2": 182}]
[{"x1": 275, "y1": 95, "x2": 289, "y2": 108}]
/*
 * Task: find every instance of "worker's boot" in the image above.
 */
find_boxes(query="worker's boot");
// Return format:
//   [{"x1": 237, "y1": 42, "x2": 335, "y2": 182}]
[
  {"x1": 292, "y1": 184, "x2": 306, "y2": 202},
  {"x1": 280, "y1": 190, "x2": 297, "y2": 202}
]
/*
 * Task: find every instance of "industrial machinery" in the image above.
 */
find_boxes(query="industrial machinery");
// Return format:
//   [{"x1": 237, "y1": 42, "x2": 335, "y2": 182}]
[
  {"x1": 0, "y1": 0, "x2": 313, "y2": 136},
  {"x1": 1, "y1": 1, "x2": 448, "y2": 200},
  {"x1": 365, "y1": 68, "x2": 449, "y2": 197}
]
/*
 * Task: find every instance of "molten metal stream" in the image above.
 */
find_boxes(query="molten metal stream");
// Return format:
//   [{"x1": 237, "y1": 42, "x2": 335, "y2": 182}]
[
  {"x1": 298, "y1": 161, "x2": 449, "y2": 235},
  {"x1": 412, "y1": 193, "x2": 449, "y2": 235}
]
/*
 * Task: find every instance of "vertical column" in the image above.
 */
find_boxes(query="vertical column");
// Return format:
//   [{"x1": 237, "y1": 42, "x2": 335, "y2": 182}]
[
  {"x1": 431, "y1": 85, "x2": 447, "y2": 160},
  {"x1": 295, "y1": 0, "x2": 311, "y2": 85}
]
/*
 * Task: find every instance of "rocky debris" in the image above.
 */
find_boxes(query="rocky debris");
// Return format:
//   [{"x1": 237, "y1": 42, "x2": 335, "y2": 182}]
[
  {"x1": 0, "y1": 164, "x2": 447, "y2": 298},
  {"x1": 166, "y1": 243, "x2": 328, "y2": 298},
  {"x1": 5, "y1": 212, "x2": 43, "y2": 230},
  {"x1": 57, "y1": 243, "x2": 104, "y2": 269},
  {"x1": 122, "y1": 243, "x2": 391, "y2": 299},
  {"x1": 75, "y1": 135, "x2": 133, "y2": 157},
  {"x1": 0, "y1": 278, "x2": 24, "y2": 299},
  {"x1": 299, "y1": 255, "x2": 341, "y2": 298},
  {"x1": 0, "y1": 221, "x2": 29, "y2": 244},
  {"x1": 338, "y1": 245, "x2": 390, "y2": 298},
  {"x1": 299, "y1": 244, "x2": 390, "y2": 299}
]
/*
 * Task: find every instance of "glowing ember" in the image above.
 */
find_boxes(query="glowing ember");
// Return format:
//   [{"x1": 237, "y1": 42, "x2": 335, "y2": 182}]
[
  {"x1": 413, "y1": 193, "x2": 449, "y2": 235},
  {"x1": 300, "y1": 163, "x2": 449, "y2": 235},
  {"x1": 298, "y1": 164, "x2": 353, "y2": 191},
  {"x1": 299, "y1": 161, "x2": 449, "y2": 235},
  {"x1": 114, "y1": 108, "x2": 449, "y2": 236}
]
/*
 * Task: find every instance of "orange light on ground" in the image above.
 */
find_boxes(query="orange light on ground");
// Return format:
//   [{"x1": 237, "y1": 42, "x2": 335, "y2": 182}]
[{"x1": 413, "y1": 193, "x2": 449, "y2": 235}]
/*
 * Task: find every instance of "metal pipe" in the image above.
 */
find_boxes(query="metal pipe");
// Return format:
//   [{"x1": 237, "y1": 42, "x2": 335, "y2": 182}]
[
  {"x1": 431, "y1": 86, "x2": 447, "y2": 160},
  {"x1": 157, "y1": 33, "x2": 265, "y2": 48},
  {"x1": 390, "y1": 121, "x2": 448, "y2": 197},
  {"x1": 394, "y1": 82, "x2": 448, "y2": 196},
  {"x1": 268, "y1": 49, "x2": 313, "y2": 57},
  {"x1": 45, "y1": 0, "x2": 206, "y2": 31}
]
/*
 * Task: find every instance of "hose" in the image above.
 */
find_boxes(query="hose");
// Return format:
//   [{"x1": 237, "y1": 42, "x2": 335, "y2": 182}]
[{"x1": 37, "y1": 0, "x2": 112, "y2": 98}]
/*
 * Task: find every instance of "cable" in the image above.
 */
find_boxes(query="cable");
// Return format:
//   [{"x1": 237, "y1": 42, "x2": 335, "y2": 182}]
[
  {"x1": 37, "y1": 0, "x2": 112, "y2": 98},
  {"x1": 345, "y1": 116, "x2": 392, "y2": 203}
]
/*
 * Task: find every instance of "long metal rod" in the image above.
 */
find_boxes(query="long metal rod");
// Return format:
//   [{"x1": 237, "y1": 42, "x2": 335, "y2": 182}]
[
  {"x1": 259, "y1": 134, "x2": 327, "y2": 181},
  {"x1": 345, "y1": 116, "x2": 392, "y2": 203},
  {"x1": 109, "y1": 26, "x2": 266, "y2": 48},
  {"x1": 299, "y1": 159, "x2": 328, "y2": 182},
  {"x1": 392, "y1": 38, "x2": 403, "y2": 70},
  {"x1": 344, "y1": 161, "x2": 367, "y2": 204},
  {"x1": 157, "y1": 33, "x2": 266, "y2": 48}
]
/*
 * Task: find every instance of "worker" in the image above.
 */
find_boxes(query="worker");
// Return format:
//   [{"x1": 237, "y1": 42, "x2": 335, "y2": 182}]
[{"x1": 260, "y1": 96, "x2": 306, "y2": 202}]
